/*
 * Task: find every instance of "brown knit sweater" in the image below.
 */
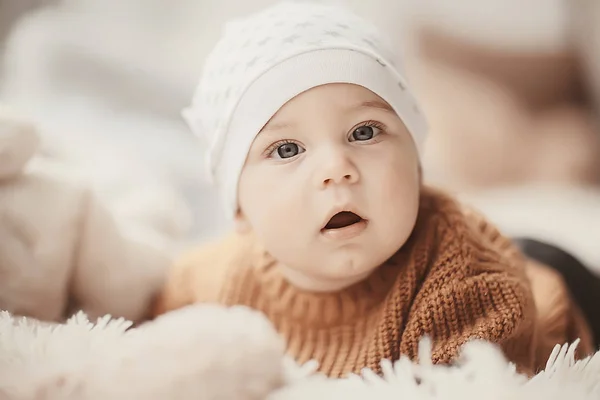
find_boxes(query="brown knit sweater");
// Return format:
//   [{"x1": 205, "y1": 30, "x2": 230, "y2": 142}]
[{"x1": 153, "y1": 188, "x2": 592, "y2": 377}]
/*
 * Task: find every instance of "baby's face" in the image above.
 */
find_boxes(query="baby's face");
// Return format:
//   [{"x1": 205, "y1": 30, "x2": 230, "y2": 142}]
[{"x1": 237, "y1": 83, "x2": 420, "y2": 291}]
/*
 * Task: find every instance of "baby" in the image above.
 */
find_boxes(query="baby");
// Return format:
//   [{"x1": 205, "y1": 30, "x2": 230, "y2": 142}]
[{"x1": 153, "y1": 1, "x2": 593, "y2": 377}]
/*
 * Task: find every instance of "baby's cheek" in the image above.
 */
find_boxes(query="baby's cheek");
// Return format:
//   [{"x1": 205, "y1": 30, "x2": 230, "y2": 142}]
[
  {"x1": 255, "y1": 178, "x2": 305, "y2": 230},
  {"x1": 257, "y1": 194, "x2": 309, "y2": 267},
  {"x1": 374, "y1": 160, "x2": 419, "y2": 227}
]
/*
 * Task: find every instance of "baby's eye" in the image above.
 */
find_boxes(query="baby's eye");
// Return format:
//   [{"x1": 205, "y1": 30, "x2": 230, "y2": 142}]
[
  {"x1": 272, "y1": 142, "x2": 305, "y2": 159},
  {"x1": 349, "y1": 125, "x2": 382, "y2": 142}
]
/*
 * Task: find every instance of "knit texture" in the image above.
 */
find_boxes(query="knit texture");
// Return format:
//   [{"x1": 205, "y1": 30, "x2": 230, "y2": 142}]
[
  {"x1": 182, "y1": 1, "x2": 427, "y2": 217},
  {"x1": 153, "y1": 188, "x2": 592, "y2": 377}
]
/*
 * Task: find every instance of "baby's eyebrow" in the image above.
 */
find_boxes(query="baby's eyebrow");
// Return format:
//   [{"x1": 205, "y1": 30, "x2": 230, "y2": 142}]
[{"x1": 355, "y1": 100, "x2": 394, "y2": 113}]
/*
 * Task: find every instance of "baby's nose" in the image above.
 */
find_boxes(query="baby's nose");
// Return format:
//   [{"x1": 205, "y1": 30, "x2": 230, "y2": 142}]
[{"x1": 316, "y1": 150, "x2": 360, "y2": 188}]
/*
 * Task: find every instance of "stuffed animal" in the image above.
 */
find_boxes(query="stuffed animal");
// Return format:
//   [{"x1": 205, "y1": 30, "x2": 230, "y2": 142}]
[
  {"x1": 0, "y1": 104, "x2": 189, "y2": 323},
  {"x1": 0, "y1": 304, "x2": 599, "y2": 400}
]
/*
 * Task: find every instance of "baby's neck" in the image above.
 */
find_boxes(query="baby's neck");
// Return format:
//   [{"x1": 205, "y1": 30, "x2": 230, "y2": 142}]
[{"x1": 278, "y1": 263, "x2": 374, "y2": 292}]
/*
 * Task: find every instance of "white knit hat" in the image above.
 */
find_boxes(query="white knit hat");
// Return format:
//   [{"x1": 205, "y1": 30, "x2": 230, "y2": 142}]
[{"x1": 183, "y1": 0, "x2": 428, "y2": 218}]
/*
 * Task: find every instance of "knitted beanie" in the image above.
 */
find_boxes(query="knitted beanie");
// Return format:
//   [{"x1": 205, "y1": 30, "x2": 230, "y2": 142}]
[{"x1": 182, "y1": 0, "x2": 428, "y2": 218}]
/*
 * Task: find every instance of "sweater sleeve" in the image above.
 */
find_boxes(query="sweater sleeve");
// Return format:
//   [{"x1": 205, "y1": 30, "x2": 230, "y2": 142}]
[
  {"x1": 151, "y1": 233, "x2": 248, "y2": 317},
  {"x1": 463, "y1": 207, "x2": 593, "y2": 363},
  {"x1": 524, "y1": 257, "x2": 594, "y2": 362},
  {"x1": 151, "y1": 250, "x2": 198, "y2": 317},
  {"x1": 401, "y1": 266, "x2": 538, "y2": 375},
  {"x1": 400, "y1": 208, "x2": 539, "y2": 375}
]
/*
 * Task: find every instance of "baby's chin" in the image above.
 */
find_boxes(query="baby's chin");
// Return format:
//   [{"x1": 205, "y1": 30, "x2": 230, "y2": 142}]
[
  {"x1": 331, "y1": 257, "x2": 379, "y2": 280},
  {"x1": 280, "y1": 256, "x2": 381, "y2": 292}
]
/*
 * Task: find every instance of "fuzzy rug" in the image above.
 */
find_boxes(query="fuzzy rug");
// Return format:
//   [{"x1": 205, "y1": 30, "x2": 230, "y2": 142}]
[{"x1": 1, "y1": 304, "x2": 599, "y2": 400}]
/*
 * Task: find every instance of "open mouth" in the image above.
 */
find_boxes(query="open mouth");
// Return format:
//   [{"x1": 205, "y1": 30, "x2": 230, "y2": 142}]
[{"x1": 323, "y1": 211, "x2": 364, "y2": 230}]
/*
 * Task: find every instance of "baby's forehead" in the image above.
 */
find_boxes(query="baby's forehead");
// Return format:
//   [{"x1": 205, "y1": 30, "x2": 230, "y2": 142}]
[{"x1": 264, "y1": 83, "x2": 396, "y2": 126}]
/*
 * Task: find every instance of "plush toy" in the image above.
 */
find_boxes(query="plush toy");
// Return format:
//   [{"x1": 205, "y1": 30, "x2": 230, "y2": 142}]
[
  {"x1": 0, "y1": 304, "x2": 599, "y2": 400},
  {"x1": 0, "y1": 104, "x2": 188, "y2": 323}
]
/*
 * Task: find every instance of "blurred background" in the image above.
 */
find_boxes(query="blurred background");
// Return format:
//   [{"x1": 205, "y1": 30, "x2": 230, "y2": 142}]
[{"x1": 0, "y1": 0, "x2": 599, "y2": 280}]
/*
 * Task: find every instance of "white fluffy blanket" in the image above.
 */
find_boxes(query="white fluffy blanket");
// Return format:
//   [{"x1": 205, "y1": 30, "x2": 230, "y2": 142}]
[{"x1": 1, "y1": 305, "x2": 599, "y2": 400}]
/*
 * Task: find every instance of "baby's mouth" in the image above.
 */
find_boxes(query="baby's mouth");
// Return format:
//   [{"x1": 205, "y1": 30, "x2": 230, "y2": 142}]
[{"x1": 323, "y1": 211, "x2": 364, "y2": 230}]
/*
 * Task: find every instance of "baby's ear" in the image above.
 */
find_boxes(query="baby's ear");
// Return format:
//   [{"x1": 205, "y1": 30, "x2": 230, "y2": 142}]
[{"x1": 234, "y1": 210, "x2": 252, "y2": 234}]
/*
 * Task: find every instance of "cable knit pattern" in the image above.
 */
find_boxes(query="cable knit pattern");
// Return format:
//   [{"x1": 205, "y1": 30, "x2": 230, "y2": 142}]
[{"x1": 153, "y1": 187, "x2": 592, "y2": 377}]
